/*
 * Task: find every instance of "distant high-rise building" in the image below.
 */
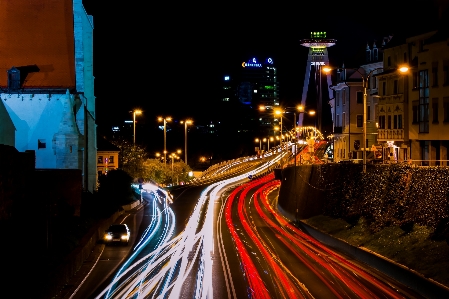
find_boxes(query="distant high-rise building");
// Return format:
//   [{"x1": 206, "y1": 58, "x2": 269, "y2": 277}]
[{"x1": 238, "y1": 57, "x2": 279, "y2": 108}]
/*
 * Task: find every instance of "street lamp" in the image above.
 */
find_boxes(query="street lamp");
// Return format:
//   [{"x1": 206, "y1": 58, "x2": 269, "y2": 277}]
[
  {"x1": 274, "y1": 109, "x2": 284, "y2": 148},
  {"x1": 132, "y1": 109, "x2": 142, "y2": 145},
  {"x1": 180, "y1": 120, "x2": 192, "y2": 165},
  {"x1": 255, "y1": 138, "x2": 262, "y2": 151},
  {"x1": 169, "y1": 153, "x2": 179, "y2": 185},
  {"x1": 323, "y1": 66, "x2": 408, "y2": 173},
  {"x1": 158, "y1": 116, "x2": 172, "y2": 165}
]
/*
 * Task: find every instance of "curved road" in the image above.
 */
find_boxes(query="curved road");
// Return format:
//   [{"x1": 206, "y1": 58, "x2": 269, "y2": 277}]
[{"x1": 66, "y1": 147, "x2": 426, "y2": 298}]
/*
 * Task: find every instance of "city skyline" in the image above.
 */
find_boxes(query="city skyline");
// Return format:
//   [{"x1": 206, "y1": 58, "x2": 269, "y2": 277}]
[{"x1": 82, "y1": 1, "x2": 443, "y2": 131}]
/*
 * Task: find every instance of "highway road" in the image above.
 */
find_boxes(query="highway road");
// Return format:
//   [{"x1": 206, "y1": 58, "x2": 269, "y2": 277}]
[{"x1": 68, "y1": 146, "x2": 425, "y2": 298}]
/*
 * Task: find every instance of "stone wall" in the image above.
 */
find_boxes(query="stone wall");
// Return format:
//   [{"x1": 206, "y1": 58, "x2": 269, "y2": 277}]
[{"x1": 279, "y1": 164, "x2": 449, "y2": 234}]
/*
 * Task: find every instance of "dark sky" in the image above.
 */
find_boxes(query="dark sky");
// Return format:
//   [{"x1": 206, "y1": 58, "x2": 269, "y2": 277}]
[{"x1": 82, "y1": 1, "x2": 443, "y2": 130}]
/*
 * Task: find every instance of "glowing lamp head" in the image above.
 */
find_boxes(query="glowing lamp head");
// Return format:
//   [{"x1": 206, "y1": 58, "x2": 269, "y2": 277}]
[
  {"x1": 309, "y1": 110, "x2": 316, "y2": 116},
  {"x1": 399, "y1": 66, "x2": 409, "y2": 73},
  {"x1": 322, "y1": 67, "x2": 332, "y2": 73}
]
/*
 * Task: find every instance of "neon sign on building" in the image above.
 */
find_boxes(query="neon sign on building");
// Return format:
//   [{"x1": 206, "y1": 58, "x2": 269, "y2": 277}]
[{"x1": 242, "y1": 57, "x2": 274, "y2": 68}]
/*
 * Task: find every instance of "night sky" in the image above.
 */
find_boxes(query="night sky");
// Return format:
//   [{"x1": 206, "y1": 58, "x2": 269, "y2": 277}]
[{"x1": 82, "y1": 1, "x2": 443, "y2": 143}]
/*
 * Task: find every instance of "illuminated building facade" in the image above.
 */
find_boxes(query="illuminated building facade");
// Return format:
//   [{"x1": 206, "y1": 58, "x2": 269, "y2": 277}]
[
  {"x1": 299, "y1": 32, "x2": 335, "y2": 134},
  {"x1": 239, "y1": 57, "x2": 279, "y2": 108},
  {"x1": 0, "y1": 0, "x2": 97, "y2": 191},
  {"x1": 376, "y1": 28, "x2": 449, "y2": 165},
  {"x1": 330, "y1": 41, "x2": 385, "y2": 162}
]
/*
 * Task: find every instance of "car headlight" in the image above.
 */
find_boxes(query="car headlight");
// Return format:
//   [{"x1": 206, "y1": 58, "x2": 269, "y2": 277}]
[
  {"x1": 121, "y1": 235, "x2": 129, "y2": 240},
  {"x1": 104, "y1": 234, "x2": 112, "y2": 240}
]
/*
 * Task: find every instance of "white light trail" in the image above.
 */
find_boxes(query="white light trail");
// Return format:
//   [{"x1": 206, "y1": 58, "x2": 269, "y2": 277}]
[{"x1": 96, "y1": 152, "x2": 287, "y2": 299}]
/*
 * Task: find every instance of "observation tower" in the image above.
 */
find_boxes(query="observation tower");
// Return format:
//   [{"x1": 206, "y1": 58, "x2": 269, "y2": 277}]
[{"x1": 299, "y1": 32, "x2": 336, "y2": 134}]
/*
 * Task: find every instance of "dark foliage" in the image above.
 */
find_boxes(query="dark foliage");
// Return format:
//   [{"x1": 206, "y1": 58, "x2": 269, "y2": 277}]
[
  {"x1": 323, "y1": 164, "x2": 449, "y2": 234},
  {"x1": 98, "y1": 169, "x2": 134, "y2": 214}
]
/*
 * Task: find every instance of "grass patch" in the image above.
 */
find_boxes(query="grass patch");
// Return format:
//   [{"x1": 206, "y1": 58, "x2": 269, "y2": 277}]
[{"x1": 303, "y1": 215, "x2": 449, "y2": 287}]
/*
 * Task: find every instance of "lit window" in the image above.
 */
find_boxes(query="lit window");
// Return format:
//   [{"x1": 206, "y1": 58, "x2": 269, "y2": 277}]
[
  {"x1": 224, "y1": 76, "x2": 230, "y2": 81},
  {"x1": 254, "y1": 90, "x2": 257, "y2": 93}
]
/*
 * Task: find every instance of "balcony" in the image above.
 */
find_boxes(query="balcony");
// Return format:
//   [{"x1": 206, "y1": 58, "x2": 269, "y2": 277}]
[{"x1": 377, "y1": 129, "x2": 404, "y2": 141}]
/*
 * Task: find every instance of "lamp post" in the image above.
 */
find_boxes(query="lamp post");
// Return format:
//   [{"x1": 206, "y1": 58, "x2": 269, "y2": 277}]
[
  {"x1": 158, "y1": 117, "x2": 172, "y2": 166},
  {"x1": 132, "y1": 110, "x2": 142, "y2": 145},
  {"x1": 275, "y1": 110, "x2": 283, "y2": 148},
  {"x1": 181, "y1": 120, "x2": 192, "y2": 165},
  {"x1": 255, "y1": 138, "x2": 261, "y2": 152},
  {"x1": 323, "y1": 66, "x2": 408, "y2": 173}
]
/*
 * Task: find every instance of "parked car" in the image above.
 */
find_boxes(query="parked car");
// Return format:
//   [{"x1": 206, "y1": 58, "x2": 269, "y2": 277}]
[{"x1": 103, "y1": 224, "x2": 130, "y2": 245}]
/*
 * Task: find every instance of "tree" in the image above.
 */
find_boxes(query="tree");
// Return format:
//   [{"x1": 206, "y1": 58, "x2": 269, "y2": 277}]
[
  {"x1": 110, "y1": 138, "x2": 148, "y2": 179},
  {"x1": 98, "y1": 169, "x2": 134, "y2": 209}
]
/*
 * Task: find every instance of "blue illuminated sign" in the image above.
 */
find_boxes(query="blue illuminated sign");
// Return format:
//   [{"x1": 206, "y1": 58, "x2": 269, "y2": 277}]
[{"x1": 242, "y1": 57, "x2": 273, "y2": 68}]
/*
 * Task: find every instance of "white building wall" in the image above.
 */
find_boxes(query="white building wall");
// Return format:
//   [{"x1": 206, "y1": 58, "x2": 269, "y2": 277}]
[{"x1": 1, "y1": 92, "x2": 81, "y2": 169}]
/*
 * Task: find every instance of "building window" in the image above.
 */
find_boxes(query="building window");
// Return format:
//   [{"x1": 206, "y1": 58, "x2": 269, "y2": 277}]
[
  {"x1": 444, "y1": 62, "x2": 449, "y2": 85},
  {"x1": 342, "y1": 89, "x2": 346, "y2": 105},
  {"x1": 398, "y1": 114, "x2": 403, "y2": 129},
  {"x1": 379, "y1": 115, "x2": 385, "y2": 129},
  {"x1": 388, "y1": 115, "x2": 392, "y2": 129},
  {"x1": 98, "y1": 156, "x2": 103, "y2": 163},
  {"x1": 109, "y1": 156, "x2": 114, "y2": 164},
  {"x1": 419, "y1": 70, "x2": 429, "y2": 133},
  {"x1": 404, "y1": 52, "x2": 407, "y2": 63},
  {"x1": 393, "y1": 80, "x2": 398, "y2": 94},
  {"x1": 336, "y1": 114, "x2": 340, "y2": 127},
  {"x1": 412, "y1": 100, "x2": 419, "y2": 123},
  {"x1": 413, "y1": 72, "x2": 418, "y2": 89},
  {"x1": 432, "y1": 62, "x2": 438, "y2": 87},
  {"x1": 373, "y1": 76, "x2": 377, "y2": 89},
  {"x1": 7, "y1": 67, "x2": 21, "y2": 90},
  {"x1": 357, "y1": 115, "x2": 363, "y2": 127},
  {"x1": 356, "y1": 91, "x2": 363, "y2": 104},
  {"x1": 443, "y1": 97, "x2": 449, "y2": 122},
  {"x1": 432, "y1": 98, "x2": 439, "y2": 123},
  {"x1": 382, "y1": 81, "x2": 386, "y2": 95},
  {"x1": 367, "y1": 106, "x2": 371, "y2": 121},
  {"x1": 387, "y1": 56, "x2": 391, "y2": 66},
  {"x1": 393, "y1": 115, "x2": 398, "y2": 129},
  {"x1": 38, "y1": 139, "x2": 46, "y2": 149},
  {"x1": 342, "y1": 112, "x2": 346, "y2": 128},
  {"x1": 419, "y1": 40, "x2": 424, "y2": 52}
]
